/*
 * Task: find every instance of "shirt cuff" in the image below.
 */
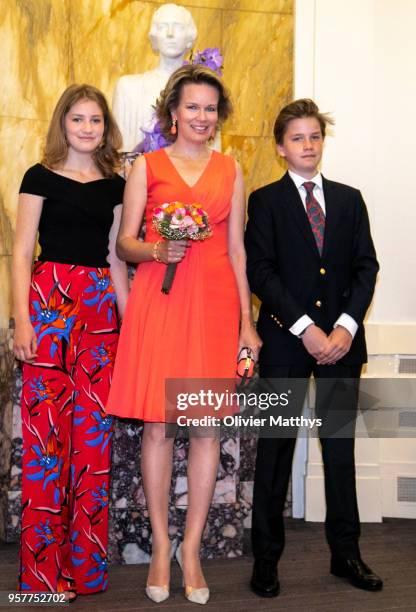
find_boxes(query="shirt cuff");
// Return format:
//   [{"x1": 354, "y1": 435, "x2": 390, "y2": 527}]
[
  {"x1": 334, "y1": 313, "x2": 358, "y2": 338},
  {"x1": 290, "y1": 315, "x2": 314, "y2": 337}
]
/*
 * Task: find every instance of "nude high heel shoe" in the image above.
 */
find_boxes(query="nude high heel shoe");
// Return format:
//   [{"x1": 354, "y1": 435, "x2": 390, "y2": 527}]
[
  {"x1": 145, "y1": 583, "x2": 169, "y2": 603},
  {"x1": 145, "y1": 546, "x2": 172, "y2": 603},
  {"x1": 175, "y1": 543, "x2": 210, "y2": 605}
]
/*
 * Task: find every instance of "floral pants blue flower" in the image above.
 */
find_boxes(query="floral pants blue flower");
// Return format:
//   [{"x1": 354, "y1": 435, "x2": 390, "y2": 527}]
[{"x1": 19, "y1": 261, "x2": 118, "y2": 595}]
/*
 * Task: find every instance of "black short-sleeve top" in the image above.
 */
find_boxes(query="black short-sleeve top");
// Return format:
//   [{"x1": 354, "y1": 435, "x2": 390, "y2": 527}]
[{"x1": 19, "y1": 163, "x2": 125, "y2": 268}]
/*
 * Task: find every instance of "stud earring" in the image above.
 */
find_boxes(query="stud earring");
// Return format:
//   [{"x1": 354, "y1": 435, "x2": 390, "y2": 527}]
[{"x1": 170, "y1": 118, "x2": 177, "y2": 135}]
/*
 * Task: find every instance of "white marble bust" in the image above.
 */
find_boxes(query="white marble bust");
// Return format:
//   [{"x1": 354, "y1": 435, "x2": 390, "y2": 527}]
[{"x1": 113, "y1": 3, "x2": 197, "y2": 152}]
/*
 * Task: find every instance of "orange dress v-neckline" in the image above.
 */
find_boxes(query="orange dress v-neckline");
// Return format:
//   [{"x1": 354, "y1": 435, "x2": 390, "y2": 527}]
[{"x1": 161, "y1": 147, "x2": 216, "y2": 189}]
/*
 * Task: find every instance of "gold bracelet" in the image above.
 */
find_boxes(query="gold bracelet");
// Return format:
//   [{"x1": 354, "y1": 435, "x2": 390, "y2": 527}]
[{"x1": 153, "y1": 240, "x2": 163, "y2": 263}]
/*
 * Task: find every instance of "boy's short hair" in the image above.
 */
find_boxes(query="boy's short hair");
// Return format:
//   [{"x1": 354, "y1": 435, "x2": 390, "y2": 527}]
[{"x1": 273, "y1": 98, "x2": 334, "y2": 145}]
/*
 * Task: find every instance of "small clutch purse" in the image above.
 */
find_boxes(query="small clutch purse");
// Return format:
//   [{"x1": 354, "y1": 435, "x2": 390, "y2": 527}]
[{"x1": 236, "y1": 346, "x2": 255, "y2": 387}]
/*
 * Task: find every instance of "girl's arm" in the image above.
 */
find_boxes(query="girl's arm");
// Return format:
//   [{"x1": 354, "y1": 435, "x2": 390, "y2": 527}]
[
  {"x1": 107, "y1": 204, "x2": 129, "y2": 319},
  {"x1": 12, "y1": 193, "x2": 43, "y2": 362}
]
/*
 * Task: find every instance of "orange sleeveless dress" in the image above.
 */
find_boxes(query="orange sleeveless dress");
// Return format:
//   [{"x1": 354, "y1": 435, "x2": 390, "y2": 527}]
[{"x1": 106, "y1": 148, "x2": 240, "y2": 422}]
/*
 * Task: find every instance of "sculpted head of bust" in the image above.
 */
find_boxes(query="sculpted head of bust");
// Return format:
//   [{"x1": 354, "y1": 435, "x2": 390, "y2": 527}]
[{"x1": 149, "y1": 3, "x2": 197, "y2": 59}]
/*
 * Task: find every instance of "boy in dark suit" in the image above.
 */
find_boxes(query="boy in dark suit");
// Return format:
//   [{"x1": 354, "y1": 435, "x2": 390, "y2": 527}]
[{"x1": 244, "y1": 99, "x2": 382, "y2": 597}]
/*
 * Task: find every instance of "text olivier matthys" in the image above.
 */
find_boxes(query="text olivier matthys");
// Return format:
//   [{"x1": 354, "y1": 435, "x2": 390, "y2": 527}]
[{"x1": 175, "y1": 389, "x2": 322, "y2": 429}]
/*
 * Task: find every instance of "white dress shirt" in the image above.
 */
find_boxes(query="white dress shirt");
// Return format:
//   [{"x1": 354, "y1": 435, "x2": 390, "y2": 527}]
[{"x1": 287, "y1": 170, "x2": 358, "y2": 339}]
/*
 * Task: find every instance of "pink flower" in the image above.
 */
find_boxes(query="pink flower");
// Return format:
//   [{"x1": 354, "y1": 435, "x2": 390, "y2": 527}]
[
  {"x1": 170, "y1": 216, "x2": 185, "y2": 228},
  {"x1": 182, "y1": 216, "x2": 195, "y2": 228}
]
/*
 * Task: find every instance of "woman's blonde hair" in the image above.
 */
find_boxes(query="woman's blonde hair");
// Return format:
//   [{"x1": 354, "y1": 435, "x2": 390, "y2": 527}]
[
  {"x1": 156, "y1": 64, "x2": 233, "y2": 142},
  {"x1": 42, "y1": 84, "x2": 122, "y2": 177}
]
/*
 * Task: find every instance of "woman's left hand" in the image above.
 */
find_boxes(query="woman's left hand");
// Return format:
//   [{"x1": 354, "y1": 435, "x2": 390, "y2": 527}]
[{"x1": 239, "y1": 322, "x2": 262, "y2": 361}]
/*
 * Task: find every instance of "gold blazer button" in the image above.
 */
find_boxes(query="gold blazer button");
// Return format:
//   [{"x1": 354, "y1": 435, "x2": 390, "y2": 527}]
[{"x1": 315, "y1": 300, "x2": 322, "y2": 307}]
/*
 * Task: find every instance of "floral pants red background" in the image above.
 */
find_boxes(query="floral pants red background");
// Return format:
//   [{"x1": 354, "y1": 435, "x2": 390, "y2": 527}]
[{"x1": 19, "y1": 261, "x2": 119, "y2": 594}]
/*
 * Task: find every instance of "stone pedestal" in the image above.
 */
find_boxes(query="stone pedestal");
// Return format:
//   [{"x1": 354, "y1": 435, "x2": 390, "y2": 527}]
[
  {"x1": 1, "y1": 325, "x2": 293, "y2": 561},
  {"x1": 108, "y1": 421, "x2": 245, "y2": 563},
  {"x1": 1, "y1": 325, "x2": 256, "y2": 561},
  {"x1": 0, "y1": 328, "x2": 16, "y2": 542}
]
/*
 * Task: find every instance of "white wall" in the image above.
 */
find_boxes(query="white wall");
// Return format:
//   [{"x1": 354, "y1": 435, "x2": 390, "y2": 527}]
[
  {"x1": 295, "y1": 0, "x2": 416, "y2": 341},
  {"x1": 293, "y1": 0, "x2": 416, "y2": 521}
]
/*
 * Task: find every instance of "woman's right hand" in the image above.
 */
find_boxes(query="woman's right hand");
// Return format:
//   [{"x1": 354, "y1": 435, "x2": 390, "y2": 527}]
[
  {"x1": 156, "y1": 240, "x2": 189, "y2": 264},
  {"x1": 13, "y1": 320, "x2": 38, "y2": 363}
]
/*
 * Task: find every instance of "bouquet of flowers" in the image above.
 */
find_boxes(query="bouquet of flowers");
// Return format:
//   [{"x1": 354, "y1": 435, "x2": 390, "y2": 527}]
[{"x1": 152, "y1": 202, "x2": 212, "y2": 294}]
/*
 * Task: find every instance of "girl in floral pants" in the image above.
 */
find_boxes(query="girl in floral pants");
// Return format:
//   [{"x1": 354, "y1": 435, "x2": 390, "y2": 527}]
[{"x1": 12, "y1": 84, "x2": 128, "y2": 599}]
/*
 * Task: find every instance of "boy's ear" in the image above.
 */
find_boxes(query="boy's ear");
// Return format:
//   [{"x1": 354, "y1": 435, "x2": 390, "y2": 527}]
[{"x1": 277, "y1": 143, "x2": 286, "y2": 158}]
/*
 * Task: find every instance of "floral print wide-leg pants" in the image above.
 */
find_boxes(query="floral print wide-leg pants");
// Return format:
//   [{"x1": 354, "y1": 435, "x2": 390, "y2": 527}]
[{"x1": 19, "y1": 261, "x2": 119, "y2": 595}]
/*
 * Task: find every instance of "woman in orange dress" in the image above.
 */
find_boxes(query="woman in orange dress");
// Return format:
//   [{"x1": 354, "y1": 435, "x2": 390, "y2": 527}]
[{"x1": 106, "y1": 64, "x2": 261, "y2": 604}]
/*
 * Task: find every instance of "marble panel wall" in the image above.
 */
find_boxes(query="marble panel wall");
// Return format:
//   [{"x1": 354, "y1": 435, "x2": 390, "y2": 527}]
[
  {"x1": 1, "y1": 1, "x2": 292, "y2": 316},
  {"x1": 0, "y1": 0, "x2": 293, "y2": 560},
  {"x1": 0, "y1": 329, "x2": 16, "y2": 542}
]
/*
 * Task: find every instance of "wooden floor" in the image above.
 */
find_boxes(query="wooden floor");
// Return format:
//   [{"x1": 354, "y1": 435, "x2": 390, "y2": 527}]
[{"x1": 1, "y1": 519, "x2": 415, "y2": 611}]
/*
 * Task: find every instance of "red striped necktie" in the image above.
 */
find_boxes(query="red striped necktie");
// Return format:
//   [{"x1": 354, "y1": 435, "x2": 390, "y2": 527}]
[{"x1": 303, "y1": 181, "x2": 325, "y2": 255}]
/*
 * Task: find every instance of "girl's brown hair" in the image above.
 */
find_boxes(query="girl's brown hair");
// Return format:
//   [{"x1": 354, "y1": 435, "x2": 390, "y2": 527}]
[
  {"x1": 42, "y1": 84, "x2": 122, "y2": 177},
  {"x1": 155, "y1": 64, "x2": 233, "y2": 142}
]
